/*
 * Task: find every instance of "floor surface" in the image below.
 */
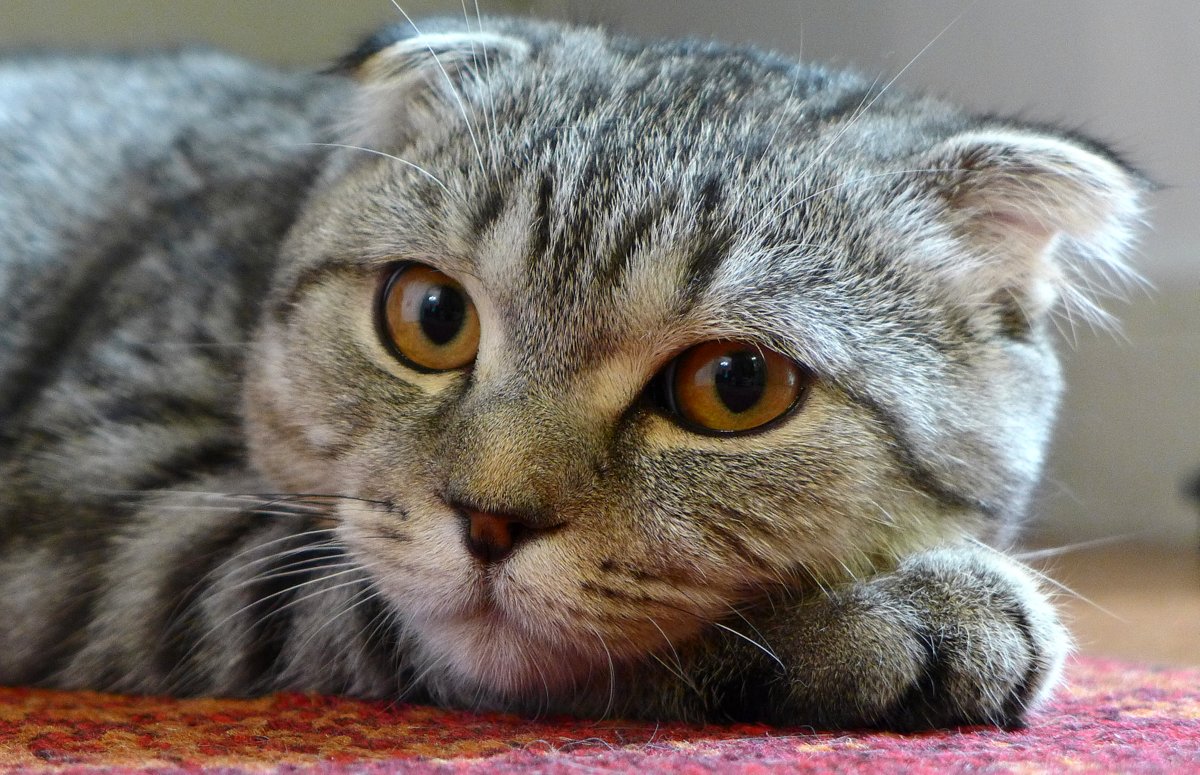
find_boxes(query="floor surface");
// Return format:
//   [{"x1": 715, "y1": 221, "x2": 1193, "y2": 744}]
[{"x1": 1035, "y1": 543, "x2": 1200, "y2": 666}]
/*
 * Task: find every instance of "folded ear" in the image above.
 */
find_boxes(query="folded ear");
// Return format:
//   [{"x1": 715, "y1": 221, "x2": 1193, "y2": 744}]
[
  {"x1": 915, "y1": 128, "x2": 1148, "y2": 330},
  {"x1": 335, "y1": 21, "x2": 529, "y2": 151}
]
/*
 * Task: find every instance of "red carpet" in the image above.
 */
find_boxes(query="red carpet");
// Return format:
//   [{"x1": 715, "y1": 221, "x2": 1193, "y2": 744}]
[{"x1": 1, "y1": 657, "x2": 1196, "y2": 773}]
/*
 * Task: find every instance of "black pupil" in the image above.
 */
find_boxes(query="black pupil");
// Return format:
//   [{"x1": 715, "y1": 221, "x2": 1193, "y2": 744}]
[
  {"x1": 419, "y1": 284, "x2": 466, "y2": 345},
  {"x1": 713, "y1": 351, "x2": 766, "y2": 413}
]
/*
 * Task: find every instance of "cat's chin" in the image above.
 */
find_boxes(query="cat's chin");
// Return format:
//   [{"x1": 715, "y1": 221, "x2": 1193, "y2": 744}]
[{"x1": 413, "y1": 608, "x2": 616, "y2": 708}]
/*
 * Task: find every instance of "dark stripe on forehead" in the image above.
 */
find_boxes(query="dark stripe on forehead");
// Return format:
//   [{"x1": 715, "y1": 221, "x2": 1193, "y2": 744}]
[
  {"x1": 595, "y1": 197, "x2": 672, "y2": 290},
  {"x1": 681, "y1": 226, "x2": 735, "y2": 306},
  {"x1": 527, "y1": 172, "x2": 555, "y2": 267},
  {"x1": 678, "y1": 174, "x2": 734, "y2": 304},
  {"x1": 696, "y1": 173, "x2": 725, "y2": 216},
  {"x1": 470, "y1": 185, "x2": 506, "y2": 242},
  {"x1": 469, "y1": 159, "x2": 527, "y2": 248}
]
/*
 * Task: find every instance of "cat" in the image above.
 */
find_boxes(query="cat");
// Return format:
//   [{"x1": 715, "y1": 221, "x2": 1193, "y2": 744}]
[{"x1": 0, "y1": 16, "x2": 1145, "y2": 730}]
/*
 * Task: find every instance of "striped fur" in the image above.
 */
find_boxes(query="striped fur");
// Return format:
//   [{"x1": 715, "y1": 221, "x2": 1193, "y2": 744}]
[{"x1": 0, "y1": 19, "x2": 1145, "y2": 728}]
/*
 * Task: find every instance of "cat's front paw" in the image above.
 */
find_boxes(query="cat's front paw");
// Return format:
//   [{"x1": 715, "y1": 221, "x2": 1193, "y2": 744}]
[{"x1": 724, "y1": 546, "x2": 1068, "y2": 730}]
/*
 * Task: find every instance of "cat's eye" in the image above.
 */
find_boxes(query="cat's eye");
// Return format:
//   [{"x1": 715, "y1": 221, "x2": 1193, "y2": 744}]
[
  {"x1": 378, "y1": 263, "x2": 480, "y2": 372},
  {"x1": 655, "y1": 341, "x2": 812, "y2": 434}
]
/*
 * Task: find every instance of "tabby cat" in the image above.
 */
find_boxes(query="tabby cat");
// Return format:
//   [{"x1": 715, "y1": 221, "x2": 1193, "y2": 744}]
[{"x1": 0, "y1": 16, "x2": 1145, "y2": 730}]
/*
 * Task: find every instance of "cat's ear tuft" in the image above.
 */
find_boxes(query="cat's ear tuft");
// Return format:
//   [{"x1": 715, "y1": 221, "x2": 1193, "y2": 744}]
[
  {"x1": 917, "y1": 128, "x2": 1149, "y2": 330},
  {"x1": 335, "y1": 22, "x2": 529, "y2": 150},
  {"x1": 331, "y1": 23, "x2": 422, "y2": 76}
]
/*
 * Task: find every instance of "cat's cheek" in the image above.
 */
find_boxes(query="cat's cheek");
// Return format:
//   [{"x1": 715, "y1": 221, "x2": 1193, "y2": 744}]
[
  {"x1": 621, "y1": 390, "x2": 977, "y2": 588},
  {"x1": 339, "y1": 510, "x2": 472, "y2": 609},
  {"x1": 243, "y1": 331, "x2": 348, "y2": 494}
]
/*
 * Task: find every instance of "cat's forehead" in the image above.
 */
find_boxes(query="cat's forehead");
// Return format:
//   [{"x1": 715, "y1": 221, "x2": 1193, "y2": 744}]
[
  {"x1": 434, "y1": 65, "x2": 918, "y2": 374},
  {"x1": 314, "y1": 28, "x2": 966, "y2": 380},
  {"x1": 450, "y1": 153, "x2": 875, "y2": 386}
]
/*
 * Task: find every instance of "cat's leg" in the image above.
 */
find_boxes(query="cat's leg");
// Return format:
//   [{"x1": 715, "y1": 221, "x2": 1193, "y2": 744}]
[
  {"x1": 619, "y1": 544, "x2": 1068, "y2": 730},
  {"x1": 47, "y1": 478, "x2": 415, "y2": 699}
]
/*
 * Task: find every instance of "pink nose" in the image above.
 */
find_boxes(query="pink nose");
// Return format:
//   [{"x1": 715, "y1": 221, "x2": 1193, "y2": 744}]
[{"x1": 461, "y1": 509, "x2": 527, "y2": 563}]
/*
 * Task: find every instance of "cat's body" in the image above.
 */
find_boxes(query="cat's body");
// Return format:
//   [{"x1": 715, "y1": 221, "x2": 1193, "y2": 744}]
[{"x1": 0, "y1": 18, "x2": 1144, "y2": 729}]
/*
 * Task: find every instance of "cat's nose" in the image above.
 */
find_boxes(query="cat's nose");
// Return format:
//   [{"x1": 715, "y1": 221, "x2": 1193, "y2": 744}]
[{"x1": 458, "y1": 507, "x2": 538, "y2": 564}]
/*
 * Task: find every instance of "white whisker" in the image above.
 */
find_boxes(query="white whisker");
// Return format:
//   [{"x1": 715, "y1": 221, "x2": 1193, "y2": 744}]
[
  {"x1": 1014, "y1": 534, "x2": 1143, "y2": 562},
  {"x1": 301, "y1": 142, "x2": 453, "y2": 195},
  {"x1": 388, "y1": 1, "x2": 488, "y2": 176}
]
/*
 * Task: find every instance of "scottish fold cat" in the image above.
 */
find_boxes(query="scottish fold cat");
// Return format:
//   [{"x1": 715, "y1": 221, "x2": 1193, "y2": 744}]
[{"x1": 0, "y1": 17, "x2": 1144, "y2": 729}]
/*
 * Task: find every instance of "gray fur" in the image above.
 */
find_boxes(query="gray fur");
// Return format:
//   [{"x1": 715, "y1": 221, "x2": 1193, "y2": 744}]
[{"x1": 0, "y1": 18, "x2": 1144, "y2": 729}]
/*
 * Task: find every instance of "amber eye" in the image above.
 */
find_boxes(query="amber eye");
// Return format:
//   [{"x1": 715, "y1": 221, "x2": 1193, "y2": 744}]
[
  {"x1": 378, "y1": 263, "x2": 480, "y2": 372},
  {"x1": 655, "y1": 341, "x2": 812, "y2": 434}
]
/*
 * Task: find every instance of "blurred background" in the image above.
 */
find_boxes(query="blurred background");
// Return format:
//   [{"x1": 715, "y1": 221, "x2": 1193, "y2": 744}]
[{"x1": 3, "y1": 0, "x2": 1197, "y2": 661}]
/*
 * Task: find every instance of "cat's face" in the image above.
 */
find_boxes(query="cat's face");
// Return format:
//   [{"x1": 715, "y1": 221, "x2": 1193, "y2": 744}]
[{"x1": 243, "y1": 20, "x2": 1141, "y2": 702}]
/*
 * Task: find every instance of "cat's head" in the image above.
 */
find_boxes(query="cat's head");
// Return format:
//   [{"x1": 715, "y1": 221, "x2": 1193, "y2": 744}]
[{"x1": 243, "y1": 19, "x2": 1145, "y2": 704}]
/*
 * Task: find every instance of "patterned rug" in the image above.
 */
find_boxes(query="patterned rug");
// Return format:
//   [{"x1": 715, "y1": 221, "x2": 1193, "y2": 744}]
[{"x1": 1, "y1": 658, "x2": 1196, "y2": 773}]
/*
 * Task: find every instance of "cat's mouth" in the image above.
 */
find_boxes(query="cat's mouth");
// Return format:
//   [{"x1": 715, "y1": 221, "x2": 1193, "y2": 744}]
[
  {"x1": 341, "y1": 500, "x2": 677, "y2": 698},
  {"x1": 465, "y1": 565, "x2": 517, "y2": 616}
]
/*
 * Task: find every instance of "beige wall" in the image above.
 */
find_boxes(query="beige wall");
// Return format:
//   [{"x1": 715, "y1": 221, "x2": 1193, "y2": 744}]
[
  {"x1": 0, "y1": 1, "x2": 534, "y2": 66},
  {"x1": 1044, "y1": 288, "x2": 1200, "y2": 547}
]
